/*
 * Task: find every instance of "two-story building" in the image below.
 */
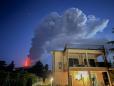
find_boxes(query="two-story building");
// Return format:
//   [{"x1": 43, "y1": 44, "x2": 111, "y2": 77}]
[{"x1": 51, "y1": 44, "x2": 112, "y2": 86}]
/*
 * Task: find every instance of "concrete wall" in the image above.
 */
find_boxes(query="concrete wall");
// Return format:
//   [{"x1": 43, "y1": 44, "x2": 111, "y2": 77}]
[
  {"x1": 52, "y1": 51, "x2": 68, "y2": 86},
  {"x1": 70, "y1": 71, "x2": 106, "y2": 86},
  {"x1": 54, "y1": 72, "x2": 68, "y2": 86}
]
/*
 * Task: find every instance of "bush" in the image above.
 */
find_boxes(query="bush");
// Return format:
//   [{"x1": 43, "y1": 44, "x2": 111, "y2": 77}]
[{"x1": 0, "y1": 71, "x2": 36, "y2": 86}]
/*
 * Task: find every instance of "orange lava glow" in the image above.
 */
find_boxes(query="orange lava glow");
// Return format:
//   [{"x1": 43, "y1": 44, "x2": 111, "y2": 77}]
[{"x1": 24, "y1": 56, "x2": 31, "y2": 67}]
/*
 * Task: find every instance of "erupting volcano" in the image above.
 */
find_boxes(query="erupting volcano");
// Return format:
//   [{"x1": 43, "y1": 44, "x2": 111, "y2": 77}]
[{"x1": 24, "y1": 55, "x2": 31, "y2": 67}]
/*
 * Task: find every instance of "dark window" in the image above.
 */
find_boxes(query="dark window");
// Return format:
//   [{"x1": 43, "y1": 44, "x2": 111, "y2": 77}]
[
  {"x1": 84, "y1": 59, "x2": 87, "y2": 65},
  {"x1": 69, "y1": 58, "x2": 79, "y2": 67},
  {"x1": 89, "y1": 59, "x2": 96, "y2": 67}
]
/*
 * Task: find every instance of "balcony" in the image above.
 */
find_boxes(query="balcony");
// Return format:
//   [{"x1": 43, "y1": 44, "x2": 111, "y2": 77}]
[
  {"x1": 68, "y1": 61, "x2": 108, "y2": 71},
  {"x1": 69, "y1": 62, "x2": 106, "y2": 67},
  {"x1": 69, "y1": 57, "x2": 106, "y2": 68},
  {"x1": 69, "y1": 66, "x2": 108, "y2": 71}
]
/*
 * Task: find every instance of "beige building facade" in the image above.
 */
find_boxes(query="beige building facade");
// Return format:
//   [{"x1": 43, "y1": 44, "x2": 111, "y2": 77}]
[{"x1": 52, "y1": 45, "x2": 113, "y2": 86}]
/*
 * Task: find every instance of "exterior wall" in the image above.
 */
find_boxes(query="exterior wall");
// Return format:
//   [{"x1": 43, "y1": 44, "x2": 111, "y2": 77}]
[
  {"x1": 54, "y1": 72, "x2": 68, "y2": 86},
  {"x1": 92, "y1": 71, "x2": 105, "y2": 86},
  {"x1": 70, "y1": 71, "x2": 106, "y2": 86},
  {"x1": 109, "y1": 70, "x2": 114, "y2": 86},
  {"x1": 52, "y1": 51, "x2": 68, "y2": 86}
]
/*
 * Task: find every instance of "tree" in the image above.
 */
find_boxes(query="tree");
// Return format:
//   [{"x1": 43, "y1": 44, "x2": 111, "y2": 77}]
[
  {"x1": 0, "y1": 60, "x2": 6, "y2": 70},
  {"x1": 31, "y1": 61, "x2": 44, "y2": 77},
  {"x1": 44, "y1": 64, "x2": 49, "y2": 72},
  {"x1": 29, "y1": 61, "x2": 49, "y2": 82},
  {"x1": 43, "y1": 64, "x2": 49, "y2": 82},
  {"x1": 7, "y1": 61, "x2": 15, "y2": 71}
]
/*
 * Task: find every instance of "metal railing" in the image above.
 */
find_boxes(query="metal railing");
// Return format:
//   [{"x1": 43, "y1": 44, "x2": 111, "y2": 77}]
[{"x1": 69, "y1": 62, "x2": 106, "y2": 67}]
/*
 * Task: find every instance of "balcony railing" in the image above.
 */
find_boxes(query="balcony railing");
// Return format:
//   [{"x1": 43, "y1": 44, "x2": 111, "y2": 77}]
[
  {"x1": 107, "y1": 63, "x2": 114, "y2": 68},
  {"x1": 69, "y1": 62, "x2": 106, "y2": 67}
]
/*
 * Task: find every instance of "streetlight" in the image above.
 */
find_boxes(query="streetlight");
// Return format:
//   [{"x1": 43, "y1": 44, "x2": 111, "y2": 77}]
[{"x1": 50, "y1": 77, "x2": 53, "y2": 86}]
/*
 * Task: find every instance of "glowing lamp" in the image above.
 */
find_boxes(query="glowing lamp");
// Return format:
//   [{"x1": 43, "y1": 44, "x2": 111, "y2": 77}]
[
  {"x1": 50, "y1": 77, "x2": 53, "y2": 86},
  {"x1": 50, "y1": 77, "x2": 53, "y2": 82}
]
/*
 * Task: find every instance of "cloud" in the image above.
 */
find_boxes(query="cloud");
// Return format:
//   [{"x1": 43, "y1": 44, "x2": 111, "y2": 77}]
[{"x1": 29, "y1": 8, "x2": 109, "y2": 61}]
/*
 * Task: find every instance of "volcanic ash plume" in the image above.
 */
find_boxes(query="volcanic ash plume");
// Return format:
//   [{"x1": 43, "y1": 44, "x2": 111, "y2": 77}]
[{"x1": 29, "y1": 8, "x2": 109, "y2": 61}]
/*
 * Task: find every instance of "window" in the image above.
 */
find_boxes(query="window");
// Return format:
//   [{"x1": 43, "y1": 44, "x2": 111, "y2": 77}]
[
  {"x1": 58, "y1": 62, "x2": 62, "y2": 69},
  {"x1": 69, "y1": 58, "x2": 79, "y2": 67},
  {"x1": 84, "y1": 59, "x2": 87, "y2": 66},
  {"x1": 89, "y1": 59, "x2": 96, "y2": 67}
]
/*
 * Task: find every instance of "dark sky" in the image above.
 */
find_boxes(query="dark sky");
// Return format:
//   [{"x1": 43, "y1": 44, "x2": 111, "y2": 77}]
[{"x1": 0, "y1": 0, "x2": 114, "y2": 67}]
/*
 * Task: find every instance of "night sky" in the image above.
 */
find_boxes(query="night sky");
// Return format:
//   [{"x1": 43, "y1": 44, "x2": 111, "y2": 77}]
[{"x1": 0, "y1": 0, "x2": 114, "y2": 67}]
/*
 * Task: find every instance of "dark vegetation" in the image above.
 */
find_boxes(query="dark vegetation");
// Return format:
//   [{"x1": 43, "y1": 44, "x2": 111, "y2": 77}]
[
  {"x1": 29, "y1": 61, "x2": 49, "y2": 82},
  {"x1": 0, "y1": 59, "x2": 49, "y2": 86}
]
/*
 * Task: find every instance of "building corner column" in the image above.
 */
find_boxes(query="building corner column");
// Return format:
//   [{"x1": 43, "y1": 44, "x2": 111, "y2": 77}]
[{"x1": 107, "y1": 71, "x2": 112, "y2": 86}]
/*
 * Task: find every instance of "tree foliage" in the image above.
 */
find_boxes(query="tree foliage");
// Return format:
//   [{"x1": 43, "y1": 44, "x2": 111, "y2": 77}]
[
  {"x1": 29, "y1": 61, "x2": 49, "y2": 82},
  {"x1": 7, "y1": 61, "x2": 15, "y2": 71},
  {"x1": 0, "y1": 60, "x2": 6, "y2": 70}
]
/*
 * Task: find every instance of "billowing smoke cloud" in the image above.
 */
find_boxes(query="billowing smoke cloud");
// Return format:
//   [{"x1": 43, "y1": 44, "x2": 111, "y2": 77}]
[{"x1": 30, "y1": 8, "x2": 109, "y2": 61}]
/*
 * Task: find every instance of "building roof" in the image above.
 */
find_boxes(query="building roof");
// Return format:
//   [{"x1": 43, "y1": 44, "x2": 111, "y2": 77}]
[
  {"x1": 65, "y1": 44, "x2": 104, "y2": 50},
  {"x1": 52, "y1": 44, "x2": 105, "y2": 52}
]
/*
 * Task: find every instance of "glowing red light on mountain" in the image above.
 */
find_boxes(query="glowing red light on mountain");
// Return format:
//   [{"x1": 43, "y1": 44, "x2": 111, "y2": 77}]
[{"x1": 24, "y1": 55, "x2": 31, "y2": 67}]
